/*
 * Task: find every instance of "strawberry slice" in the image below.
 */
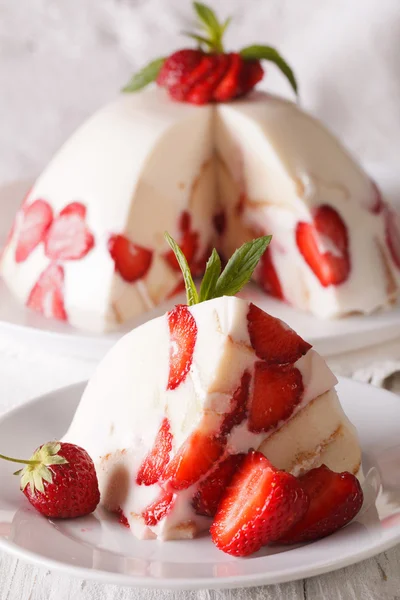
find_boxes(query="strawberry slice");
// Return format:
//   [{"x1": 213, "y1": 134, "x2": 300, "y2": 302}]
[
  {"x1": 279, "y1": 464, "x2": 363, "y2": 544},
  {"x1": 211, "y1": 450, "x2": 308, "y2": 556},
  {"x1": 167, "y1": 304, "x2": 197, "y2": 390},
  {"x1": 166, "y1": 278, "x2": 186, "y2": 299},
  {"x1": 157, "y1": 49, "x2": 204, "y2": 89},
  {"x1": 27, "y1": 264, "x2": 67, "y2": 321},
  {"x1": 108, "y1": 234, "x2": 153, "y2": 282},
  {"x1": 186, "y1": 54, "x2": 230, "y2": 105},
  {"x1": 142, "y1": 490, "x2": 175, "y2": 526},
  {"x1": 169, "y1": 55, "x2": 217, "y2": 101},
  {"x1": 213, "y1": 53, "x2": 244, "y2": 102},
  {"x1": 136, "y1": 418, "x2": 173, "y2": 486},
  {"x1": 240, "y1": 60, "x2": 264, "y2": 95},
  {"x1": 247, "y1": 303, "x2": 311, "y2": 365},
  {"x1": 163, "y1": 431, "x2": 225, "y2": 490},
  {"x1": 220, "y1": 371, "x2": 251, "y2": 436},
  {"x1": 249, "y1": 362, "x2": 304, "y2": 433},
  {"x1": 213, "y1": 209, "x2": 226, "y2": 236},
  {"x1": 192, "y1": 453, "x2": 245, "y2": 517},
  {"x1": 116, "y1": 507, "x2": 130, "y2": 529},
  {"x1": 164, "y1": 211, "x2": 199, "y2": 272},
  {"x1": 257, "y1": 248, "x2": 284, "y2": 300},
  {"x1": 15, "y1": 199, "x2": 53, "y2": 263},
  {"x1": 384, "y1": 205, "x2": 400, "y2": 270},
  {"x1": 296, "y1": 205, "x2": 350, "y2": 287},
  {"x1": 45, "y1": 202, "x2": 94, "y2": 261}
]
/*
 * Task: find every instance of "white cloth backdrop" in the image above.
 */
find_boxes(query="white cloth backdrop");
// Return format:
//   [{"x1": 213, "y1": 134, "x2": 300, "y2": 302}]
[{"x1": 1, "y1": 0, "x2": 400, "y2": 598}]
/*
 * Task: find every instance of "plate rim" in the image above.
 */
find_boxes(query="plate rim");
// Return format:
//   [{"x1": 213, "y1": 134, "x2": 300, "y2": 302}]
[{"x1": 0, "y1": 378, "x2": 400, "y2": 589}]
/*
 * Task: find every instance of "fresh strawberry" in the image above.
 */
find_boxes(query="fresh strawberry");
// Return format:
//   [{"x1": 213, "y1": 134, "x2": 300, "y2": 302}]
[
  {"x1": 220, "y1": 371, "x2": 251, "y2": 436},
  {"x1": 296, "y1": 205, "x2": 350, "y2": 287},
  {"x1": 136, "y1": 418, "x2": 173, "y2": 486},
  {"x1": 213, "y1": 209, "x2": 227, "y2": 236},
  {"x1": 116, "y1": 507, "x2": 130, "y2": 528},
  {"x1": 45, "y1": 202, "x2": 94, "y2": 261},
  {"x1": 257, "y1": 247, "x2": 284, "y2": 300},
  {"x1": 164, "y1": 211, "x2": 199, "y2": 272},
  {"x1": 0, "y1": 442, "x2": 100, "y2": 519},
  {"x1": 124, "y1": 4, "x2": 297, "y2": 104},
  {"x1": 384, "y1": 205, "x2": 400, "y2": 269},
  {"x1": 27, "y1": 264, "x2": 67, "y2": 321},
  {"x1": 163, "y1": 431, "x2": 225, "y2": 490},
  {"x1": 142, "y1": 490, "x2": 174, "y2": 526},
  {"x1": 279, "y1": 464, "x2": 363, "y2": 544},
  {"x1": 213, "y1": 53, "x2": 245, "y2": 102},
  {"x1": 247, "y1": 302, "x2": 311, "y2": 365},
  {"x1": 211, "y1": 450, "x2": 308, "y2": 556},
  {"x1": 186, "y1": 54, "x2": 230, "y2": 105},
  {"x1": 167, "y1": 304, "x2": 197, "y2": 390},
  {"x1": 15, "y1": 199, "x2": 53, "y2": 263},
  {"x1": 193, "y1": 453, "x2": 245, "y2": 517},
  {"x1": 249, "y1": 362, "x2": 303, "y2": 433},
  {"x1": 108, "y1": 234, "x2": 153, "y2": 282}
]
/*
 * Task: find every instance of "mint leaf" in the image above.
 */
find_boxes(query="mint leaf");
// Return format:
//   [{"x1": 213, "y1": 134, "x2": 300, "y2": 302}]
[
  {"x1": 240, "y1": 45, "x2": 298, "y2": 95},
  {"x1": 199, "y1": 248, "x2": 221, "y2": 302},
  {"x1": 164, "y1": 232, "x2": 199, "y2": 306},
  {"x1": 183, "y1": 32, "x2": 215, "y2": 50},
  {"x1": 214, "y1": 236, "x2": 272, "y2": 298},
  {"x1": 122, "y1": 57, "x2": 165, "y2": 93},
  {"x1": 193, "y1": 2, "x2": 226, "y2": 52}
]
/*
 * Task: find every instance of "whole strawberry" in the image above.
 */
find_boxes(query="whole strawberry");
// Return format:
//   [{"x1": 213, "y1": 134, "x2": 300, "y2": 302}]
[
  {"x1": 0, "y1": 442, "x2": 100, "y2": 518},
  {"x1": 123, "y1": 2, "x2": 297, "y2": 105}
]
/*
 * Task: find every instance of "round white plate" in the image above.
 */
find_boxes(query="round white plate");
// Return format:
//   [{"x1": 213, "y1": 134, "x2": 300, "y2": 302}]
[
  {"x1": 0, "y1": 378, "x2": 399, "y2": 589},
  {"x1": 1, "y1": 179, "x2": 400, "y2": 360}
]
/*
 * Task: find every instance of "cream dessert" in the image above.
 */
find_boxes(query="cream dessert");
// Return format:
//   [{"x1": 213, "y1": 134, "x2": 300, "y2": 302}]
[
  {"x1": 2, "y1": 3, "x2": 399, "y2": 331},
  {"x1": 65, "y1": 235, "x2": 361, "y2": 541}
]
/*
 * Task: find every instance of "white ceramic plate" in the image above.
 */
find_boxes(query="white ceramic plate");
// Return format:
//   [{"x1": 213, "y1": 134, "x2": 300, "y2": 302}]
[
  {"x1": 1, "y1": 179, "x2": 400, "y2": 360},
  {"x1": 0, "y1": 378, "x2": 399, "y2": 590}
]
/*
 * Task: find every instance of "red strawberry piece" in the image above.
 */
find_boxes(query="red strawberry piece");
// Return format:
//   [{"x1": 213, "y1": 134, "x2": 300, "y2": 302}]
[
  {"x1": 213, "y1": 209, "x2": 227, "y2": 236},
  {"x1": 169, "y1": 55, "x2": 217, "y2": 102},
  {"x1": 192, "y1": 243, "x2": 212, "y2": 277},
  {"x1": 45, "y1": 202, "x2": 94, "y2": 261},
  {"x1": 211, "y1": 450, "x2": 308, "y2": 556},
  {"x1": 384, "y1": 205, "x2": 400, "y2": 270},
  {"x1": 166, "y1": 278, "x2": 186, "y2": 299},
  {"x1": 17, "y1": 442, "x2": 100, "y2": 519},
  {"x1": 116, "y1": 507, "x2": 130, "y2": 528},
  {"x1": 240, "y1": 59, "x2": 264, "y2": 95},
  {"x1": 279, "y1": 464, "x2": 363, "y2": 544},
  {"x1": 15, "y1": 199, "x2": 53, "y2": 263},
  {"x1": 369, "y1": 180, "x2": 384, "y2": 214},
  {"x1": 163, "y1": 431, "x2": 225, "y2": 491},
  {"x1": 247, "y1": 302, "x2": 311, "y2": 365},
  {"x1": 249, "y1": 362, "x2": 303, "y2": 433},
  {"x1": 157, "y1": 49, "x2": 204, "y2": 89},
  {"x1": 193, "y1": 453, "x2": 245, "y2": 517},
  {"x1": 257, "y1": 248, "x2": 285, "y2": 300},
  {"x1": 186, "y1": 54, "x2": 230, "y2": 105},
  {"x1": 179, "y1": 210, "x2": 191, "y2": 233},
  {"x1": 27, "y1": 264, "x2": 67, "y2": 321},
  {"x1": 108, "y1": 234, "x2": 153, "y2": 282},
  {"x1": 296, "y1": 205, "x2": 350, "y2": 287},
  {"x1": 220, "y1": 371, "x2": 251, "y2": 436},
  {"x1": 167, "y1": 304, "x2": 197, "y2": 390},
  {"x1": 142, "y1": 490, "x2": 174, "y2": 526},
  {"x1": 213, "y1": 53, "x2": 244, "y2": 102},
  {"x1": 136, "y1": 418, "x2": 173, "y2": 486},
  {"x1": 164, "y1": 213, "x2": 199, "y2": 272}
]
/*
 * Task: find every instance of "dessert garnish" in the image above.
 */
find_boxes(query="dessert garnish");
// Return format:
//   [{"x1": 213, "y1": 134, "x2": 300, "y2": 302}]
[
  {"x1": 123, "y1": 2, "x2": 297, "y2": 103},
  {"x1": 0, "y1": 442, "x2": 100, "y2": 518}
]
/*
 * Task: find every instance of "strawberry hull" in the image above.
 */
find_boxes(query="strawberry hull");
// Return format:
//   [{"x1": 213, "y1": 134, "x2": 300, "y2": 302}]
[{"x1": 64, "y1": 296, "x2": 361, "y2": 541}]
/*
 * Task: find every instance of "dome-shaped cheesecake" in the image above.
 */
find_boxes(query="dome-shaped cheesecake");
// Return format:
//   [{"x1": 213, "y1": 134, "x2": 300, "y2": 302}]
[{"x1": 1, "y1": 89, "x2": 399, "y2": 331}]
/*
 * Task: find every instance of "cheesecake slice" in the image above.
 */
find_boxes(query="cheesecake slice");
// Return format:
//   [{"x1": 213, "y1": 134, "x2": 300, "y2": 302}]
[{"x1": 65, "y1": 289, "x2": 361, "y2": 540}]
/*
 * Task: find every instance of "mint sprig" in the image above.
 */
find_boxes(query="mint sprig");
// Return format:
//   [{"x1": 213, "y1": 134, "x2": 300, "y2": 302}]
[
  {"x1": 240, "y1": 45, "x2": 298, "y2": 95},
  {"x1": 165, "y1": 232, "x2": 271, "y2": 305},
  {"x1": 192, "y1": 2, "x2": 229, "y2": 53},
  {"x1": 122, "y1": 57, "x2": 165, "y2": 93}
]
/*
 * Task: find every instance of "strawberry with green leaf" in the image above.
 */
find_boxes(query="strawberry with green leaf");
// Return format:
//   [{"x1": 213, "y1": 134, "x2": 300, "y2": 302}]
[
  {"x1": 0, "y1": 442, "x2": 100, "y2": 518},
  {"x1": 123, "y1": 2, "x2": 297, "y2": 104}
]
